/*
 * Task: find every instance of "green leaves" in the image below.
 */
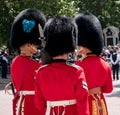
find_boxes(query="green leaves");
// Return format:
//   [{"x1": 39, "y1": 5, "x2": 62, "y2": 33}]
[{"x1": 0, "y1": 0, "x2": 120, "y2": 47}]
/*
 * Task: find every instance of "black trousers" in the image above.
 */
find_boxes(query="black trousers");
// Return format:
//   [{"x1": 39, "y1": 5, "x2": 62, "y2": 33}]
[
  {"x1": 112, "y1": 63, "x2": 119, "y2": 80},
  {"x1": 1, "y1": 62, "x2": 8, "y2": 78}
]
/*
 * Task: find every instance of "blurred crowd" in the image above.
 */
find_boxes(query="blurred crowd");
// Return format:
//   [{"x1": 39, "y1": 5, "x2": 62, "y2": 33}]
[
  {"x1": 1, "y1": 44, "x2": 120, "y2": 81},
  {"x1": 101, "y1": 45, "x2": 120, "y2": 80}
]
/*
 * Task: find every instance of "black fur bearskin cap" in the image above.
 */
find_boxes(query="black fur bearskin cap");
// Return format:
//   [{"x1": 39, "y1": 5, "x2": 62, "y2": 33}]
[
  {"x1": 10, "y1": 8, "x2": 46, "y2": 50},
  {"x1": 44, "y1": 16, "x2": 78, "y2": 57},
  {"x1": 74, "y1": 12, "x2": 103, "y2": 55}
]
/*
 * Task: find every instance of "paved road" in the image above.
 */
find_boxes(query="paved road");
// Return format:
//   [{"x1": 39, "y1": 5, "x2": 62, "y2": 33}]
[
  {"x1": 0, "y1": 75, "x2": 120, "y2": 115},
  {"x1": 105, "y1": 80, "x2": 120, "y2": 115},
  {"x1": 0, "y1": 74, "x2": 13, "y2": 115}
]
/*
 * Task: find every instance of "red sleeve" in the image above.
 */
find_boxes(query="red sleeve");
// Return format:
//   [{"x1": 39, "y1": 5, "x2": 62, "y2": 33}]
[
  {"x1": 75, "y1": 70, "x2": 90, "y2": 115},
  {"x1": 10, "y1": 60, "x2": 25, "y2": 91},
  {"x1": 101, "y1": 65, "x2": 113, "y2": 93},
  {"x1": 34, "y1": 72, "x2": 46, "y2": 111}
]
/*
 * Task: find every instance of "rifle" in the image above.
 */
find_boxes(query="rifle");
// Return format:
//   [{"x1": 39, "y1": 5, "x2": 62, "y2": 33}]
[
  {"x1": 4, "y1": 81, "x2": 15, "y2": 95},
  {"x1": 38, "y1": 24, "x2": 46, "y2": 48},
  {"x1": 38, "y1": 23, "x2": 52, "y2": 64}
]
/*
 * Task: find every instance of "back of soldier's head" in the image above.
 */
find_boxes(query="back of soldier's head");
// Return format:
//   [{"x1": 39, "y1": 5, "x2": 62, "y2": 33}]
[
  {"x1": 44, "y1": 16, "x2": 78, "y2": 57},
  {"x1": 74, "y1": 12, "x2": 103, "y2": 55}
]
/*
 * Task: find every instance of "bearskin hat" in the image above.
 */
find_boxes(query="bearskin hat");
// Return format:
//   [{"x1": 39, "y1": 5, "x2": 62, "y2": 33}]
[
  {"x1": 74, "y1": 12, "x2": 103, "y2": 55},
  {"x1": 10, "y1": 8, "x2": 46, "y2": 49},
  {"x1": 44, "y1": 16, "x2": 78, "y2": 57}
]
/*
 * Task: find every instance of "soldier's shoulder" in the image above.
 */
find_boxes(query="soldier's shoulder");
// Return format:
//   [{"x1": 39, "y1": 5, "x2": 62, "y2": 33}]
[
  {"x1": 36, "y1": 64, "x2": 48, "y2": 73},
  {"x1": 68, "y1": 63, "x2": 82, "y2": 70}
]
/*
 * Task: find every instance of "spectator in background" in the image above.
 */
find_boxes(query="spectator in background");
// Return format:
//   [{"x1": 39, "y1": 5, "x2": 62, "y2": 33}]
[
  {"x1": 110, "y1": 49, "x2": 119, "y2": 80},
  {"x1": 1, "y1": 51, "x2": 9, "y2": 79},
  {"x1": 107, "y1": 45, "x2": 113, "y2": 54}
]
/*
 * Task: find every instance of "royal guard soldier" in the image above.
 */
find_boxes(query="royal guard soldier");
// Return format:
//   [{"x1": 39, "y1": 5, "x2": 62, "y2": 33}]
[
  {"x1": 34, "y1": 16, "x2": 89, "y2": 115},
  {"x1": 9, "y1": 8, "x2": 46, "y2": 115},
  {"x1": 74, "y1": 12, "x2": 113, "y2": 115}
]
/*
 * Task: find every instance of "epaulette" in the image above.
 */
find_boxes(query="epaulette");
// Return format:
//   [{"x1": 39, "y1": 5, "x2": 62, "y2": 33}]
[
  {"x1": 35, "y1": 64, "x2": 48, "y2": 73},
  {"x1": 100, "y1": 56, "x2": 107, "y2": 62},
  {"x1": 67, "y1": 63, "x2": 81, "y2": 70}
]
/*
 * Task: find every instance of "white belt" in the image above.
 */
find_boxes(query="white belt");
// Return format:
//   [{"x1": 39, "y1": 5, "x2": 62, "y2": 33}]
[
  {"x1": 16, "y1": 91, "x2": 35, "y2": 115},
  {"x1": 46, "y1": 99, "x2": 76, "y2": 115},
  {"x1": 19, "y1": 91, "x2": 35, "y2": 95}
]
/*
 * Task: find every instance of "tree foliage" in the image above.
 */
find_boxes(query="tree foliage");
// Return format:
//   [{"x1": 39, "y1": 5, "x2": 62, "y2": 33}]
[
  {"x1": 77, "y1": 0, "x2": 120, "y2": 28},
  {"x1": 0, "y1": 0, "x2": 79, "y2": 47},
  {"x1": 0, "y1": 0, "x2": 120, "y2": 47}
]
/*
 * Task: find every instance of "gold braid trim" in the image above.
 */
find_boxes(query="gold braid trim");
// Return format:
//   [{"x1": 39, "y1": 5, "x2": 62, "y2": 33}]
[
  {"x1": 21, "y1": 98, "x2": 25, "y2": 115},
  {"x1": 91, "y1": 94, "x2": 107, "y2": 115},
  {"x1": 92, "y1": 99, "x2": 99, "y2": 115},
  {"x1": 101, "y1": 99, "x2": 107, "y2": 115}
]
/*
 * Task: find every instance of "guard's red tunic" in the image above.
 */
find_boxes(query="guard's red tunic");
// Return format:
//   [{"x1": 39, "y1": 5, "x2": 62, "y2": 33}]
[
  {"x1": 76, "y1": 55, "x2": 113, "y2": 115},
  {"x1": 34, "y1": 60, "x2": 89, "y2": 115},
  {"x1": 10, "y1": 55, "x2": 41, "y2": 115}
]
